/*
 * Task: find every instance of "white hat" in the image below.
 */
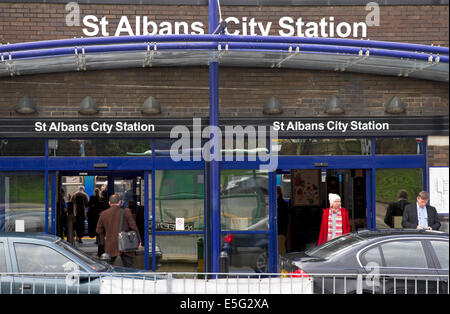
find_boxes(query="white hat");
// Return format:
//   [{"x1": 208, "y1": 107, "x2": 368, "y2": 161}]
[{"x1": 329, "y1": 193, "x2": 341, "y2": 205}]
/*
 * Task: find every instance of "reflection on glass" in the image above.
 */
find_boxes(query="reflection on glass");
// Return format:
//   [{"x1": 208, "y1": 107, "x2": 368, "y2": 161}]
[
  {"x1": 375, "y1": 169, "x2": 423, "y2": 229},
  {"x1": 221, "y1": 137, "x2": 269, "y2": 157},
  {"x1": 154, "y1": 170, "x2": 204, "y2": 231},
  {"x1": 376, "y1": 138, "x2": 423, "y2": 155},
  {"x1": 153, "y1": 139, "x2": 203, "y2": 158},
  {"x1": 221, "y1": 170, "x2": 269, "y2": 231},
  {"x1": 0, "y1": 139, "x2": 45, "y2": 156},
  {"x1": 48, "y1": 139, "x2": 152, "y2": 156},
  {"x1": 221, "y1": 233, "x2": 270, "y2": 273},
  {"x1": 381, "y1": 241, "x2": 428, "y2": 268},
  {"x1": 155, "y1": 235, "x2": 204, "y2": 272},
  {"x1": 0, "y1": 173, "x2": 45, "y2": 232},
  {"x1": 274, "y1": 138, "x2": 371, "y2": 156}
]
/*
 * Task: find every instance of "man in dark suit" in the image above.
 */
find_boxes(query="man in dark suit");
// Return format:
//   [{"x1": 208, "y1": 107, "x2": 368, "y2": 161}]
[
  {"x1": 402, "y1": 191, "x2": 441, "y2": 230},
  {"x1": 384, "y1": 190, "x2": 409, "y2": 228},
  {"x1": 96, "y1": 193, "x2": 141, "y2": 268}
]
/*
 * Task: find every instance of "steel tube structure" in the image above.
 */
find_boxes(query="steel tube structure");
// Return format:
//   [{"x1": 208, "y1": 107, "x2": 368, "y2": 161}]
[
  {"x1": 5, "y1": 42, "x2": 449, "y2": 63},
  {"x1": 1, "y1": 34, "x2": 448, "y2": 55}
]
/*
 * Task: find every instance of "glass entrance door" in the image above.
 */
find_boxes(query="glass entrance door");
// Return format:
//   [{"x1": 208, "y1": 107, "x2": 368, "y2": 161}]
[
  {"x1": 57, "y1": 171, "x2": 154, "y2": 270},
  {"x1": 151, "y1": 170, "x2": 205, "y2": 273},
  {"x1": 279, "y1": 168, "x2": 371, "y2": 254}
]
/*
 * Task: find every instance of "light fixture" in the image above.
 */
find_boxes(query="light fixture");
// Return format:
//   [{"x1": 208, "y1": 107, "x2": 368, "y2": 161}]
[
  {"x1": 324, "y1": 96, "x2": 345, "y2": 115},
  {"x1": 78, "y1": 96, "x2": 99, "y2": 115},
  {"x1": 263, "y1": 96, "x2": 283, "y2": 115},
  {"x1": 141, "y1": 96, "x2": 161, "y2": 115},
  {"x1": 15, "y1": 96, "x2": 37, "y2": 114},
  {"x1": 385, "y1": 96, "x2": 406, "y2": 114}
]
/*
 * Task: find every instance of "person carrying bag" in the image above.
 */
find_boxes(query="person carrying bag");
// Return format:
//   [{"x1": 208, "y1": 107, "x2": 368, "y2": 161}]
[
  {"x1": 96, "y1": 194, "x2": 141, "y2": 268},
  {"x1": 118, "y1": 207, "x2": 140, "y2": 252}
]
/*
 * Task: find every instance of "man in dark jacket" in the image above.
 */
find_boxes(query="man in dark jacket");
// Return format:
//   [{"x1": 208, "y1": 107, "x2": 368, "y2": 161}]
[
  {"x1": 402, "y1": 191, "x2": 441, "y2": 230},
  {"x1": 96, "y1": 193, "x2": 141, "y2": 268},
  {"x1": 71, "y1": 186, "x2": 89, "y2": 243},
  {"x1": 384, "y1": 190, "x2": 409, "y2": 228}
]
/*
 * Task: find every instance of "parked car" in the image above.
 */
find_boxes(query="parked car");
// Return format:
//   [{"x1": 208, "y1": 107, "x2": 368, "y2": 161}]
[
  {"x1": 279, "y1": 229, "x2": 449, "y2": 294},
  {"x1": 0, "y1": 233, "x2": 162, "y2": 294}
]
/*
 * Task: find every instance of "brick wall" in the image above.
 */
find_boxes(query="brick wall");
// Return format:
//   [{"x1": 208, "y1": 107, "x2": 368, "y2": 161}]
[
  {"x1": 0, "y1": 67, "x2": 448, "y2": 118},
  {"x1": 218, "y1": 68, "x2": 449, "y2": 117},
  {"x1": 427, "y1": 145, "x2": 449, "y2": 167},
  {"x1": 0, "y1": 67, "x2": 210, "y2": 117},
  {"x1": 0, "y1": 3, "x2": 448, "y2": 45}
]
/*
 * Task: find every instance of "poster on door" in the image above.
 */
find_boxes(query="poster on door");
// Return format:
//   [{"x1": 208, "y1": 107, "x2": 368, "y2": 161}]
[
  {"x1": 292, "y1": 170, "x2": 320, "y2": 206},
  {"x1": 429, "y1": 167, "x2": 449, "y2": 214}
]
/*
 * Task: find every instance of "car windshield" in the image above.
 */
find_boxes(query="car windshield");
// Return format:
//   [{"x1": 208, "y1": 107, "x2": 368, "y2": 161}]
[
  {"x1": 306, "y1": 235, "x2": 364, "y2": 259},
  {"x1": 56, "y1": 240, "x2": 110, "y2": 272}
]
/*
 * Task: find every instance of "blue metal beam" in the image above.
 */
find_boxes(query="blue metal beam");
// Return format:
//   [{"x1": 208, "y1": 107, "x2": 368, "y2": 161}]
[
  {"x1": 208, "y1": 0, "x2": 221, "y2": 273},
  {"x1": 3, "y1": 35, "x2": 448, "y2": 56}
]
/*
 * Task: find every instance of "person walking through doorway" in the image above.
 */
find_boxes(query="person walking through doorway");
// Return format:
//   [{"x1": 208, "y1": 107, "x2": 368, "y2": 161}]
[
  {"x1": 88, "y1": 188, "x2": 101, "y2": 241},
  {"x1": 384, "y1": 190, "x2": 409, "y2": 228},
  {"x1": 71, "y1": 186, "x2": 89, "y2": 244},
  {"x1": 318, "y1": 193, "x2": 350, "y2": 246},
  {"x1": 96, "y1": 193, "x2": 141, "y2": 268}
]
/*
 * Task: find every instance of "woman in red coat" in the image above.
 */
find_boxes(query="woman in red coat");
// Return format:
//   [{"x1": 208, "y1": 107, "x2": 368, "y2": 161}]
[{"x1": 318, "y1": 193, "x2": 350, "y2": 246}]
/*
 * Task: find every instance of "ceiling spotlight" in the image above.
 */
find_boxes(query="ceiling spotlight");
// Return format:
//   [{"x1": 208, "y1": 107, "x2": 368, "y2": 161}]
[
  {"x1": 385, "y1": 96, "x2": 406, "y2": 114},
  {"x1": 15, "y1": 96, "x2": 37, "y2": 114},
  {"x1": 141, "y1": 96, "x2": 161, "y2": 115},
  {"x1": 78, "y1": 96, "x2": 99, "y2": 115},
  {"x1": 324, "y1": 96, "x2": 345, "y2": 115},
  {"x1": 263, "y1": 96, "x2": 283, "y2": 115}
]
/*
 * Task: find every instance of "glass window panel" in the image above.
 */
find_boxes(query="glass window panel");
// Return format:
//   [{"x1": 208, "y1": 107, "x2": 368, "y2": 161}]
[
  {"x1": 375, "y1": 169, "x2": 423, "y2": 229},
  {"x1": 14, "y1": 243, "x2": 77, "y2": 273},
  {"x1": 154, "y1": 170, "x2": 204, "y2": 231},
  {"x1": 221, "y1": 170, "x2": 269, "y2": 231},
  {"x1": 153, "y1": 139, "x2": 203, "y2": 158},
  {"x1": 381, "y1": 241, "x2": 428, "y2": 268},
  {"x1": 222, "y1": 233, "x2": 270, "y2": 273},
  {"x1": 155, "y1": 234, "x2": 204, "y2": 272},
  {"x1": 0, "y1": 173, "x2": 45, "y2": 232},
  {"x1": 0, "y1": 242, "x2": 6, "y2": 272},
  {"x1": 430, "y1": 241, "x2": 449, "y2": 270},
  {"x1": 48, "y1": 139, "x2": 152, "y2": 157},
  {"x1": 376, "y1": 137, "x2": 423, "y2": 155},
  {"x1": 362, "y1": 246, "x2": 383, "y2": 267},
  {"x1": 221, "y1": 136, "x2": 269, "y2": 157},
  {"x1": 275, "y1": 138, "x2": 371, "y2": 156},
  {"x1": 0, "y1": 139, "x2": 45, "y2": 156}
]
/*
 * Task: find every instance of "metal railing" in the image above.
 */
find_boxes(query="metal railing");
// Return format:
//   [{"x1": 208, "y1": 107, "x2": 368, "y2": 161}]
[{"x1": 0, "y1": 272, "x2": 448, "y2": 294}]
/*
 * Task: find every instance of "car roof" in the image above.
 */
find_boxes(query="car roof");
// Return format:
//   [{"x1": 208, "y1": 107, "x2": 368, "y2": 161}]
[
  {"x1": 0, "y1": 232, "x2": 60, "y2": 243},
  {"x1": 354, "y1": 229, "x2": 449, "y2": 240}
]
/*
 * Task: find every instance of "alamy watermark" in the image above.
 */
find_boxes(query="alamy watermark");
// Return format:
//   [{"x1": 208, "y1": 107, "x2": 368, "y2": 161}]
[
  {"x1": 170, "y1": 118, "x2": 279, "y2": 171},
  {"x1": 33, "y1": 118, "x2": 279, "y2": 169}
]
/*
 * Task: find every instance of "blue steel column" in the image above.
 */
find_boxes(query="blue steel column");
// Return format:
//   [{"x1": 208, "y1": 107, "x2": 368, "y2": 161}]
[
  {"x1": 51, "y1": 172, "x2": 56, "y2": 235},
  {"x1": 208, "y1": 0, "x2": 220, "y2": 273},
  {"x1": 45, "y1": 140, "x2": 49, "y2": 234},
  {"x1": 0, "y1": 175, "x2": 5, "y2": 232},
  {"x1": 269, "y1": 171, "x2": 277, "y2": 272},
  {"x1": 144, "y1": 171, "x2": 149, "y2": 270}
]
